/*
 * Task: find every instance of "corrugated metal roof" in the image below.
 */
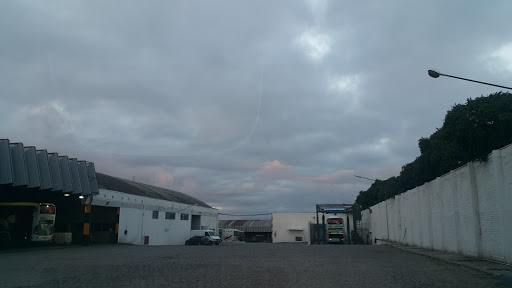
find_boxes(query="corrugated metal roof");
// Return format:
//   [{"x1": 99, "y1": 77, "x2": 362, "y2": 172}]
[
  {"x1": 218, "y1": 219, "x2": 272, "y2": 232},
  {"x1": 0, "y1": 139, "x2": 99, "y2": 195},
  {"x1": 316, "y1": 203, "x2": 353, "y2": 214},
  {"x1": 96, "y1": 173, "x2": 211, "y2": 208}
]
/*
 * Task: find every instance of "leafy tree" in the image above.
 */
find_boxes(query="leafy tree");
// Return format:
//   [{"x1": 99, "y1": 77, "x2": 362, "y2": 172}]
[{"x1": 355, "y1": 92, "x2": 512, "y2": 209}]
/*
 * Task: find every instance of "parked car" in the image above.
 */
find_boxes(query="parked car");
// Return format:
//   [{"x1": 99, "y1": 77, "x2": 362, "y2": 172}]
[
  {"x1": 185, "y1": 236, "x2": 210, "y2": 245},
  {"x1": 190, "y1": 229, "x2": 221, "y2": 245}
]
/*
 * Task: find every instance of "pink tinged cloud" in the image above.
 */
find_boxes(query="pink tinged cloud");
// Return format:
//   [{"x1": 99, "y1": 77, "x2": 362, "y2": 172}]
[
  {"x1": 244, "y1": 160, "x2": 295, "y2": 179},
  {"x1": 181, "y1": 179, "x2": 198, "y2": 193},
  {"x1": 153, "y1": 170, "x2": 174, "y2": 187},
  {"x1": 244, "y1": 161, "x2": 355, "y2": 184}
]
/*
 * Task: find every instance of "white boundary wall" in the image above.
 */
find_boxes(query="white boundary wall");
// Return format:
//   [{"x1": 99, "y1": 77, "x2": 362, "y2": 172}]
[
  {"x1": 92, "y1": 189, "x2": 218, "y2": 245},
  {"x1": 361, "y1": 144, "x2": 512, "y2": 264}
]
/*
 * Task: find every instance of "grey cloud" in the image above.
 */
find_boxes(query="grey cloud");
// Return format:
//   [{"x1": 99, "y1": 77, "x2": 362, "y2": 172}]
[{"x1": 2, "y1": 0, "x2": 512, "y2": 215}]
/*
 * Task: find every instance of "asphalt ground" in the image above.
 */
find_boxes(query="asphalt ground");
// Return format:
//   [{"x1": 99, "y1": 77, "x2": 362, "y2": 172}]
[{"x1": 0, "y1": 242, "x2": 510, "y2": 287}]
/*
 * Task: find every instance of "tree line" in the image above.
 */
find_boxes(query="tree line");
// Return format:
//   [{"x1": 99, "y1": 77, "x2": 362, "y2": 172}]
[{"x1": 355, "y1": 91, "x2": 512, "y2": 210}]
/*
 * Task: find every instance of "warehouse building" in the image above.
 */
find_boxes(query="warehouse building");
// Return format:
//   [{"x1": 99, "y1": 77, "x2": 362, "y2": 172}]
[
  {"x1": 92, "y1": 173, "x2": 219, "y2": 245},
  {"x1": 0, "y1": 138, "x2": 218, "y2": 247}
]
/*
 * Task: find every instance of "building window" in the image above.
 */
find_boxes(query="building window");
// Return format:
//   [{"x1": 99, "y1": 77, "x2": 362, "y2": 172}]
[
  {"x1": 295, "y1": 237, "x2": 303, "y2": 242},
  {"x1": 180, "y1": 213, "x2": 189, "y2": 220},
  {"x1": 152, "y1": 211, "x2": 159, "y2": 219},
  {"x1": 165, "y1": 212, "x2": 175, "y2": 220}
]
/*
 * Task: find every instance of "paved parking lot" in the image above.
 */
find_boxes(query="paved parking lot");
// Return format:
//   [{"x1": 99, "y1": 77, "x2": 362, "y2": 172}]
[{"x1": 0, "y1": 243, "x2": 508, "y2": 287}]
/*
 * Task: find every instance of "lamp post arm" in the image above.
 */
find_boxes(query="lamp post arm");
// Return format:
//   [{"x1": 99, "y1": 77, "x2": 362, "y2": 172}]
[
  {"x1": 440, "y1": 73, "x2": 512, "y2": 90},
  {"x1": 428, "y1": 70, "x2": 512, "y2": 90}
]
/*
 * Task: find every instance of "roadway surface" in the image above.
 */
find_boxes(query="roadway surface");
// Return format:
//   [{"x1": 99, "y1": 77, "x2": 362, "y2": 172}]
[{"x1": 0, "y1": 243, "x2": 509, "y2": 287}]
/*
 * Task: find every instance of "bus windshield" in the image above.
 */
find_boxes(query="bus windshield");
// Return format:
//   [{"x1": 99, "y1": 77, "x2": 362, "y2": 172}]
[
  {"x1": 327, "y1": 218, "x2": 343, "y2": 225},
  {"x1": 39, "y1": 204, "x2": 56, "y2": 214},
  {"x1": 33, "y1": 204, "x2": 56, "y2": 240}
]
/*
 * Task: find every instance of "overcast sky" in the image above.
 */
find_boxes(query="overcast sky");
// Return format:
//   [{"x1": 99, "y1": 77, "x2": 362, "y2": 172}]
[{"x1": 1, "y1": 0, "x2": 511, "y2": 217}]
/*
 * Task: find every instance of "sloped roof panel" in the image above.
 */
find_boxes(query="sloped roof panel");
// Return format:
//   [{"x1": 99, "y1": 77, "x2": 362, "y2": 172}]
[
  {"x1": 0, "y1": 139, "x2": 13, "y2": 185},
  {"x1": 96, "y1": 173, "x2": 211, "y2": 208},
  {"x1": 24, "y1": 146, "x2": 41, "y2": 189},
  {"x1": 10, "y1": 143, "x2": 28, "y2": 186},
  {"x1": 36, "y1": 150, "x2": 52, "y2": 190}
]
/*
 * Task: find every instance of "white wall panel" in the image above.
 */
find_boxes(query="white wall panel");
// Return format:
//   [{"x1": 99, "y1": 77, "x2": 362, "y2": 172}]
[
  {"x1": 500, "y1": 147, "x2": 512, "y2": 264},
  {"x1": 475, "y1": 156, "x2": 503, "y2": 261},
  {"x1": 272, "y1": 213, "x2": 324, "y2": 243},
  {"x1": 455, "y1": 166, "x2": 477, "y2": 256}
]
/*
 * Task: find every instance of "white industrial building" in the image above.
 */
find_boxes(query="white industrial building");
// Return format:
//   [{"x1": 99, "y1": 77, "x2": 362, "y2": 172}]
[
  {"x1": 272, "y1": 211, "x2": 350, "y2": 244},
  {"x1": 272, "y1": 213, "x2": 317, "y2": 243},
  {"x1": 91, "y1": 173, "x2": 218, "y2": 245}
]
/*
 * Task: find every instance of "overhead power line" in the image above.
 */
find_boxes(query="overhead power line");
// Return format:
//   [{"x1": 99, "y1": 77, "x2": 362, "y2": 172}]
[{"x1": 219, "y1": 212, "x2": 272, "y2": 216}]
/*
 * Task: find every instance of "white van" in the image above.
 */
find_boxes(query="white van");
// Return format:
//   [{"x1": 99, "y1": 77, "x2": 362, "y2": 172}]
[{"x1": 190, "y1": 229, "x2": 221, "y2": 245}]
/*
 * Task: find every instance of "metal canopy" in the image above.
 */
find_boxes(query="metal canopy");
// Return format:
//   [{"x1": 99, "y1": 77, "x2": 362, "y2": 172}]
[
  {"x1": 0, "y1": 139, "x2": 99, "y2": 195},
  {"x1": 316, "y1": 203, "x2": 353, "y2": 214},
  {"x1": 315, "y1": 203, "x2": 355, "y2": 245}
]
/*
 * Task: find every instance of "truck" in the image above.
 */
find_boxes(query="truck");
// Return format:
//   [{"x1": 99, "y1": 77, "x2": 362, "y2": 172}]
[
  {"x1": 190, "y1": 229, "x2": 221, "y2": 245},
  {"x1": 219, "y1": 228, "x2": 244, "y2": 242}
]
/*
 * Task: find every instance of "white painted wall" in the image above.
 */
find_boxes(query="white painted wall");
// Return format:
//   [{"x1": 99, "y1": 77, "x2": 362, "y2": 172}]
[
  {"x1": 272, "y1": 213, "x2": 341, "y2": 243},
  {"x1": 92, "y1": 189, "x2": 219, "y2": 245},
  {"x1": 118, "y1": 208, "x2": 142, "y2": 244},
  {"x1": 361, "y1": 144, "x2": 512, "y2": 264}
]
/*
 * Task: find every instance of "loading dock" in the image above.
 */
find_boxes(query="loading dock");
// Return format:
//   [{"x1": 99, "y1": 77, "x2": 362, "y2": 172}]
[{"x1": 0, "y1": 139, "x2": 99, "y2": 247}]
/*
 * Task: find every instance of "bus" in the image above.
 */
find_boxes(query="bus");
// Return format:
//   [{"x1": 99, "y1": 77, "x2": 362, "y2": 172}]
[
  {"x1": 0, "y1": 202, "x2": 56, "y2": 246},
  {"x1": 326, "y1": 216, "x2": 345, "y2": 244}
]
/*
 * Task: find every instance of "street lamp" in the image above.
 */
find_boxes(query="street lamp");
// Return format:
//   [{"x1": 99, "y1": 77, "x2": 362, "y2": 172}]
[
  {"x1": 354, "y1": 175, "x2": 390, "y2": 241},
  {"x1": 428, "y1": 70, "x2": 512, "y2": 90}
]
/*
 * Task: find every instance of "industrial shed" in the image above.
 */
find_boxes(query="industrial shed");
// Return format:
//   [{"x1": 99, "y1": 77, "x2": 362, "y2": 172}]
[{"x1": 92, "y1": 173, "x2": 219, "y2": 245}]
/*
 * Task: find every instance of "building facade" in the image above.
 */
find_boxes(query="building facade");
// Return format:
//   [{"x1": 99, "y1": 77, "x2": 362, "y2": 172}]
[
  {"x1": 272, "y1": 213, "x2": 316, "y2": 243},
  {"x1": 93, "y1": 173, "x2": 218, "y2": 246}
]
